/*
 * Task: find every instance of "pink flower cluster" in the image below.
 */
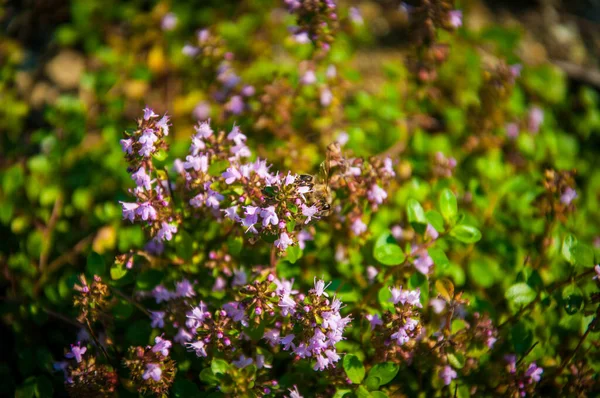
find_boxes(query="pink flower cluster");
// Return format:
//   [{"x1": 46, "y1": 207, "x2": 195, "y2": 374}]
[
  {"x1": 273, "y1": 278, "x2": 351, "y2": 371},
  {"x1": 119, "y1": 108, "x2": 178, "y2": 243}
]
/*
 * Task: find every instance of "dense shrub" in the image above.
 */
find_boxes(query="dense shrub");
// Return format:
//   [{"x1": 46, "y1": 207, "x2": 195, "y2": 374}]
[{"x1": 1, "y1": 1, "x2": 600, "y2": 397}]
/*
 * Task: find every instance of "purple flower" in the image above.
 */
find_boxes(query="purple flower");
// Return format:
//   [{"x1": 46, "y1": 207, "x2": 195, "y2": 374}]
[
  {"x1": 205, "y1": 189, "x2": 224, "y2": 209},
  {"x1": 138, "y1": 129, "x2": 158, "y2": 157},
  {"x1": 448, "y1": 10, "x2": 463, "y2": 28},
  {"x1": 320, "y1": 88, "x2": 333, "y2": 107},
  {"x1": 131, "y1": 167, "x2": 152, "y2": 190},
  {"x1": 593, "y1": 264, "x2": 600, "y2": 280},
  {"x1": 506, "y1": 122, "x2": 519, "y2": 139},
  {"x1": 152, "y1": 285, "x2": 172, "y2": 303},
  {"x1": 366, "y1": 266, "x2": 378, "y2": 282},
  {"x1": 366, "y1": 313, "x2": 383, "y2": 330},
  {"x1": 301, "y1": 70, "x2": 317, "y2": 85},
  {"x1": 312, "y1": 278, "x2": 332, "y2": 297},
  {"x1": 136, "y1": 202, "x2": 157, "y2": 221},
  {"x1": 294, "y1": 343, "x2": 311, "y2": 358},
  {"x1": 525, "y1": 363, "x2": 543, "y2": 383},
  {"x1": 281, "y1": 334, "x2": 295, "y2": 350},
  {"x1": 430, "y1": 298, "x2": 446, "y2": 314},
  {"x1": 505, "y1": 354, "x2": 517, "y2": 374},
  {"x1": 223, "y1": 302, "x2": 248, "y2": 325},
  {"x1": 232, "y1": 355, "x2": 254, "y2": 369},
  {"x1": 528, "y1": 106, "x2": 544, "y2": 134},
  {"x1": 350, "y1": 7, "x2": 363, "y2": 24},
  {"x1": 314, "y1": 354, "x2": 330, "y2": 371},
  {"x1": 183, "y1": 154, "x2": 209, "y2": 173},
  {"x1": 227, "y1": 125, "x2": 247, "y2": 145},
  {"x1": 174, "y1": 279, "x2": 195, "y2": 298},
  {"x1": 161, "y1": 12, "x2": 178, "y2": 31},
  {"x1": 182, "y1": 44, "x2": 199, "y2": 57},
  {"x1": 143, "y1": 363, "x2": 162, "y2": 381},
  {"x1": 425, "y1": 223, "x2": 439, "y2": 240},
  {"x1": 439, "y1": 366, "x2": 457, "y2": 385},
  {"x1": 157, "y1": 222, "x2": 177, "y2": 241},
  {"x1": 120, "y1": 138, "x2": 134, "y2": 154},
  {"x1": 187, "y1": 301, "x2": 210, "y2": 325},
  {"x1": 560, "y1": 187, "x2": 577, "y2": 205},
  {"x1": 186, "y1": 340, "x2": 207, "y2": 357},
  {"x1": 294, "y1": 31, "x2": 310, "y2": 43},
  {"x1": 223, "y1": 167, "x2": 242, "y2": 184},
  {"x1": 152, "y1": 336, "x2": 172, "y2": 356},
  {"x1": 197, "y1": 29, "x2": 210, "y2": 44},
  {"x1": 213, "y1": 276, "x2": 227, "y2": 292},
  {"x1": 336, "y1": 131, "x2": 349, "y2": 146},
  {"x1": 275, "y1": 232, "x2": 294, "y2": 250},
  {"x1": 389, "y1": 286, "x2": 422, "y2": 307},
  {"x1": 382, "y1": 157, "x2": 395, "y2": 177},
  {"x1": 297, "y1": 229, "x2": 313, "y2": 249},
  {"x1": 391, "y1": 328, "x2": 410, "y2": 345},
  {"x1": 288, "y1": 385, "x2": 303, "y2": 398},
  {"x1": 260, "y1": 206, "x2": 279, "y2": 226},
  {"x1": 279, "y1": 294, "x2": 297, "y2": 316},
  {"x1": 120, "y1": 201, "x2": 139, "y2": 222},
  {"x1": 225, "y1": 95, "x2": 244, "y2": 115},
  {"x1": 174, "y1": 328, "x2": 193, "y2": 344},
  {"x1": 193, "y1": 102, "x2": 211, "y2": 120},
  {"x1": 143, "y1": 107, "x2": 158, "y2": 120},
  {"x1": 241, "y1": 85, "x2": 255, "y2": 96},
  {"x1": 232, "y1": 269, "x2": 247, "y2": 286},
  {"x1": 350, "y1": 218, "x2": 367, "y2": 236},
  {"x1": 150, "y1": 311, "x2": 165, "y2": 328},
  {"x1": 412, "y1": 247, "x2": 433, "y2": 275},
  {"x1": 156, "y1": 114, "x2": 170, "y2": 136},
  {"x1": 367, "y1": 184, "x2": 387, "y2": 205},
  {"x1": 65, "y1": 342, "x2": 87, "y2": 363},
  {"x1": 510, "y1": 64, "x2": 522, "y2": 78},
  {"x1": 264, "y1": 329, "x2": 281, "y2": 346}
]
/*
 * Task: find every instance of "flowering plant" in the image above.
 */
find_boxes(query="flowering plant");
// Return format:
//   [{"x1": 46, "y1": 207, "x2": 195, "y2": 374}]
[{"x1": 2, "y1": 1, "x2": 600, "y2": 397}]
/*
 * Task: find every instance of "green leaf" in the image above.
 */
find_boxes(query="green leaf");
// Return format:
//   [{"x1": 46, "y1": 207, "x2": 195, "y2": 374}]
[
  {"x1": 407, "y1": 198, "x2": 427, "y2": 234},
  {"x1": 562, "y1": 284, "x2": 584, "y2": 315},
  {"x1": 286, "y1": 245, "x2": 302, "y2": 264},
  {"x1": 447, "y1": 353, "x2": 465, "y2": 369},
  {"x1": 343, "y1": 354, "x2": 365, "y2": 384},
  {"x1": 86, "y1": 252, "x2": 105, "y2": 276},
  {"x1": 449, "y1": 224, "x2": 482, "y2": 243},
  {"x1": 199, "y1": 368, "x2": 219, "y2": 385},
  {"x1": 110, "y1": 264, "x2": 128, "y2": 280},
  {"x1": 355, "y1": 386, "x2": 372, "y2": 398},
  {"x1": 370, "y1": 392, "x2": 388, "y2": 398},
  {"x1": 505, "y1": 283, "x2": 536, "y2": 307},
  {"x1": 175, "y1": 230, "x2": 194, "y2": 261},
  {"x1": 367, "y1": 362, "x2": 399, "y2": 387},
  {"x1": 173, "y1": 379, "x2": 201, "y2": 397},
  {"x1": 428, "y1": 246, "x2": 450, "y2": 269},
  {"x1": 208, "y1": 160, "x2": 229, "y2": 177},
  {"x1": 152, "y1": 149, "x2": 168, "y2": 161},
  {"x1": 373, "y1": 244, "x2": 405, "y2": 266},
  {"x1": 510, "y1": 322, "x2": 533, "y2": 354},
  {"x1": 211, "y1": 359, "x2": 230, "y2": 375},
  {"x1": 364, "y1": 376, "x2": 381, "y2": 391},
  {"x1": 561, "y1": 235, "x2": 577, "y2": 265},
  {"x1": 34, "y1": 375, "x2": 53, "y2": 398},
  {"x1": 426, "y1": 210, "x2": 445, "y2": 233},
  {"x1": 573, "y1": 243, "x2": 594, "y2": 269},
  {"x1": 436, "y1": 278, "x2": 455, "y2": 301},
  {"x1": 333, "y1": 389, "x2": 353, "y2": 398},
  {"x1": 136, "y1": 269, "x2": 164, "y2": 290},
  {"x1": 439, "y1": 188, "x2": 458, "y2": 224},
  {"x1": 373, "y1": 232, "x2": 405, "y2": 266}
]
